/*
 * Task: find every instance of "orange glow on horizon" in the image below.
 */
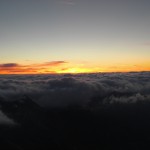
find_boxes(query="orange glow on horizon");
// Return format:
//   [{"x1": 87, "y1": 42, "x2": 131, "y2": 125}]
[
  {"x1": 0, "y1": 61, "x2": 150, "y2": 74},
  {"x1": 0, "y1": 67, "x2": 150, "y2": 74}
]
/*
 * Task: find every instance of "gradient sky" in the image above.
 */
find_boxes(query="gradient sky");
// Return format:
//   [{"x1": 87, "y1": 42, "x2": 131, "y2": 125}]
[{"x1": 0, "y1": 0, "x2": 150, "y2": 73}]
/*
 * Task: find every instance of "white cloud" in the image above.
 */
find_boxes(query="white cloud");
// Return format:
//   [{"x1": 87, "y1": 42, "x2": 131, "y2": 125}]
[{"x1": 0, "y1": 110, "x2": 15, "y2": 125}]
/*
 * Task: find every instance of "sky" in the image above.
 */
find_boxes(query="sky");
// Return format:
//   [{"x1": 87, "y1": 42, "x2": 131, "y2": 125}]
[{"x1": 0, "y1": 0, "x2": 150, "y2": 74}]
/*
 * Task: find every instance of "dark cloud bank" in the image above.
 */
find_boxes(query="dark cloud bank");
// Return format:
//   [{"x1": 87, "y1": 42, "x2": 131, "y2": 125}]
[{"x1": 0, "y1": 72, "x2": 150, "y2": 149}]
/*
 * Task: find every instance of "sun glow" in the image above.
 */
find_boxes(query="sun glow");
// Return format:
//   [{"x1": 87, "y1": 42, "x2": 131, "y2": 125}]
[{"x1": 56, "y1": 67, "x2": 95, "y2": 74}]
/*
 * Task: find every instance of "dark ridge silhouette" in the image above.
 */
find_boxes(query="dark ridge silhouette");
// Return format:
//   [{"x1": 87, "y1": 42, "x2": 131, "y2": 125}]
[
  {"x1": 1, "y1": 95, "x2": 150, "y2": 149},
  {"x1": 0, "y1": 95, "x2": 44, "y2": 127}
]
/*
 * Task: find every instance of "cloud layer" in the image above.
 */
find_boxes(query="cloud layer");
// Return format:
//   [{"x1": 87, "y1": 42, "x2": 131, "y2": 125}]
[{"x1": 0, "y1": 72, "x2": 149, "y2": 108}]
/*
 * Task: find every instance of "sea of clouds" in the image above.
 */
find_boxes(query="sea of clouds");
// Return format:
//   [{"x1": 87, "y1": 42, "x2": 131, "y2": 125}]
[{"x1": 0, "y1": 72, "x2": 150, "y2": 124}]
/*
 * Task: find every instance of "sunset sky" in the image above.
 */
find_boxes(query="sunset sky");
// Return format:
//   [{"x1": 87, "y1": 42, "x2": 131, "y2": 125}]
[{"x1": 0, "y1": 0, "x2": 150, "y2": 74}]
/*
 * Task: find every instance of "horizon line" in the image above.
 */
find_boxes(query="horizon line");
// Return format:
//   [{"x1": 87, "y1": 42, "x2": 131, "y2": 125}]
[{"x1": 0, "y1": 70, "x2": 149, "y2": 75}]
